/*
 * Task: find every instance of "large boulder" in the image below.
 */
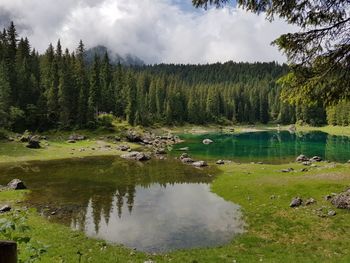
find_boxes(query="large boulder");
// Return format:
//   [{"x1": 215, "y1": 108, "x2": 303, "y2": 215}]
[
  {"x1": 331, "y1": 189, "x2": 350, "y2": 209},
  {"x1": 7, "y1": 179, "x2": 27, "y2": 190},
  {"x1": 202, "y1": 139, "x2": 213, "y2": 145},
  {"x1": 296, "y1": 154, "x2": 309, "y2": 162}
]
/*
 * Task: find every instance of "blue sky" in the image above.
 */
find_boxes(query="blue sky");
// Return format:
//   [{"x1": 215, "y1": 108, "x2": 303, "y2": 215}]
[{"x1": 0, "y1": 0, "x2": 294, "y2": 64}]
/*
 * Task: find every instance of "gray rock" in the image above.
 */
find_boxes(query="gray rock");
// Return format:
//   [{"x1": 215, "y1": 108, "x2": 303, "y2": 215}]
[
  {"x1": 126, "y1": 130, "x2": 143, "y2": 142},
  {"x1": 135, "y1": 152, "x2": 151, "y2": 161},
  {"x1": 67, "y1": 139, "x2": 76, "y2": 143},
  {"x1": 26, "y1": 136, "x2": 41, "y2": 149},
  {"x1": 331, "y1": 189, "x2": 350, "y2": 209},
  {"x1": 7, "y1": 179, "x2": 27, "y2": 190},
  {"x1": 310, "y1": 156, "x2": 322, "y2": 162},
  {"x1": 305, "y1": 198, "x2": 316, "y2": 205},
  {"x1": 181, "y1": 157, "x2": 194, "y2": 163},
  {"x1": 180, "y1": 153, "x2": 189, "y2": 159},
  {"x1": 121, "y1": 151, "x2": 151, "y2": 161},
  {"x1": 296, "y1": 155, "x2": 309, "y2": 162},
  {"x1": 301, "y1": 168, "x2": 308, "y2": 172},
  {"x1": 117, "y1": 145, "x2": 130, "y2": 151},
  {"x1": 328, "y1": 210, "x2": 336, "y2": 216},
  {"x1": 155, "y1": 148, "x2": 166, "y2": 154},
  {"x1": 68, "y1": 134, "x2": 86, "y2": 141},
  {"x1": 192, "y1": 161, "x2": 208, "y2": 167},
  {"x1": 0, "y1": 205, "x2": 11, "y2": 213},
  {"x1": 290, "y1": 197, "x2": 302, "y2": 207},
  {"x1": 216, "y1": 160, "x2": 225, "y2": 165},
  {"x1": 203, "y1": 139, "x2": 213, "y2": 145},
  {"x1": 281, "y1": 168, "x2": 294, "y2": 173}
]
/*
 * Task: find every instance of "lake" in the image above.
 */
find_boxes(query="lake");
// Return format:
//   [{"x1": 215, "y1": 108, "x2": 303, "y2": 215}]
[
  {"x1": 172, "y1": 131, "x2": 350, "y2": 163},
  {"x1": 0, "y1": 157, "x2": 244, "y2": 253}
]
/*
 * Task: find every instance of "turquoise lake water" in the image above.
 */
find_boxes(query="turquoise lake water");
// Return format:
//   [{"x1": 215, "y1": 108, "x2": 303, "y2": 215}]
[{"x1": 172, "y1": 131, "x2": 350, "y2": 163}]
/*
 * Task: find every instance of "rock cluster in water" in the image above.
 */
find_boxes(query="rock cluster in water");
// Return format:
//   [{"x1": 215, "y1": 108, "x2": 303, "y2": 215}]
[{"x1": 179, "y1": 153, "x2": 207, "y2": 167}]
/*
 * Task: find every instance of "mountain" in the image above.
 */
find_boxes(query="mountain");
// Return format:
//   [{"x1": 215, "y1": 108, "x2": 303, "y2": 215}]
[{"x1": 84, "y1": 45, "x2": 144, "y2": 66}]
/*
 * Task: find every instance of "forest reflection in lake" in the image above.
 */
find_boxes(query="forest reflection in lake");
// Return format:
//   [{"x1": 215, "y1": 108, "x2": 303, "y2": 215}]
[{"x1": 0, "y1": 157, "x2": 244, "y2": 252}]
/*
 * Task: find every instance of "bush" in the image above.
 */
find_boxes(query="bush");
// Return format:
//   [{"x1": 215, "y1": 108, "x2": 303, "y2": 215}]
[{"x1": 97, "y1": 113, "x2": 114, "y2": 128}]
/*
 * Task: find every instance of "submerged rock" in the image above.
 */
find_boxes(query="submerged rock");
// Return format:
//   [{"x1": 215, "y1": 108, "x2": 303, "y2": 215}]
[
  {"x1": 180, "y1": 153, "x2": 189, "y2": 159},
  {"x1": 0, "y1": 205, "x2": 11, "y2": 213},
  {"x1": 216, "y1": 160, "x2": 225, "y2": 165},
  {"x1": 331, "y1": 188, "x2": 350, "y2": 209},
  {"x1": 179, "y1": 147, "x2": 189, "y2": 151},
  {"x1": 121, "y1": 151, "x2": 151, "y2": 161},
  {"x1": 202, "y1": 139, "x2": 213, "y2": 145},
  {"x1": 192, "y1": 161, "x2": 208, "y2": 167},
  {"x1": 7, "y1": 179, "x2": 27, "y2": 190},
  {"x1": 181, "y1": 157, "x2": 194, "y2": 164},
  {"x1": 290, "y1": 197, "x2": 302, "y2": 207}
]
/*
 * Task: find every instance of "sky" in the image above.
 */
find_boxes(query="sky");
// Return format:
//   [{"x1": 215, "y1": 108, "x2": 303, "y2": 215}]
[{"x1": 0, "y1": 0, "x2": 296, "y2": 64}]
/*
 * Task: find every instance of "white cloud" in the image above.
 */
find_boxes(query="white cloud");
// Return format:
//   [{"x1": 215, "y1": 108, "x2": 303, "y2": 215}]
[{"x1": 0, "y1": 0, "x2": 296, "y2": 64}]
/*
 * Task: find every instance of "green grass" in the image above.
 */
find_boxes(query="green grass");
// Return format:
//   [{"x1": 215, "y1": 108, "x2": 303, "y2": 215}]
[
  {"x1": 1, "y1": 161, "x2": 350, "y2": 262},
  {"x1": 296, "y1": 125, "x2": 350, "y2": 136}
]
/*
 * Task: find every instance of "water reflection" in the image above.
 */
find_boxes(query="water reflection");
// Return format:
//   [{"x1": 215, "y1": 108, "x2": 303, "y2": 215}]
[
  {"x1": 174, "y1": 131, "x2": 350, "y2": 163},
  {"x1": 0, "y1": 157, "x2": 244, "y2": 252}
]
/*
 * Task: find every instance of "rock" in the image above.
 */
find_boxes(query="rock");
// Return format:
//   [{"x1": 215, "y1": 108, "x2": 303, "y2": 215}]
[
  {"x1": 181, "y1": 157, "x2": 194, "y2": 164},
  {"x1": 68, "y1": 134, "x2": 86, "y2": 141},
  {"x1": 302, "y1": 161, "x2": 311, "y2": 166},
  {"x1": 117, "y1": 145, "x2": 130, "y2": 151},
  {"x1": 179, "y1": 147, "x2": 189, "y2": 151},
  {"x1": 121, "y1": 151, "x2": 151, "y2": 161},
  {"x1": 135, "y1": 152, "x2": 151, "y2": 161},
  {"x1": 180, "y1": 153, "x2": 189, "y2": 159},
  {"x1": 305, "y1": 198, "x2": 316, "y2": 205},
  {"x1": 347, "y1": 160, "x2": 350, "y2": 163},
  {"x1": 331, "y1": 189, "x2": 350, "y2": 209},
  {"x1": 328, "y1": 210, "x2": 336, "y2": 216},
  {"x1": 126, "y1": 130, "x2": 143, "y2": 142},
  {"x1": 67, "y1": 139, "x2": 76, "y2": 143},
  {"x1": 7, "y1": 179, "x2": 27, "y2": 190},
  {"x1": 155, "y1": 148, "x2": 166, "y2": 154},
  {"x1": 257, "y1": 162, "x2": 264, "y2": 165},
  {"x1": 296, "y1": 155, "x2": 309, "y2": 162},
  {"x1": 202, "y1": 139, "x2": 213, "y2": 145},
  {"x1": 216, "y1": 160, "x2": 225, "y2": 165},
  {"x1": 281, "y1": 168, "x2": 294, "y2": 173},
  {"x1": 288, "y1": 124, "x2": 296, "y2": 132},
  {"x1": 301, "y1": 168, "x2": 308, "y2": 172},
  {"x1": 26, "y1": 138, "x2": 41, "y2": 149},
  {"x1": 310, "y1": 156, "x2": 322, "y2": 162},
  {"x1": 290, "y1": 197, "x2": 302, "y2": 207},
  {"x1": 192, "y1": 161, "x2": 208, "y2": 167},
  {"x1": 0, "y1": 205, "x2": 11, "y2": 213},
  {"x1": 19, "y1": 131, "x2": 31, "y2": 142}
]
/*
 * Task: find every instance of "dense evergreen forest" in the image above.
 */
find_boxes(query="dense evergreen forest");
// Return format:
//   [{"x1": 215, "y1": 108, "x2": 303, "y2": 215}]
[{"x1": 0, "y1": 23, "x2": 348, "y2": 132}]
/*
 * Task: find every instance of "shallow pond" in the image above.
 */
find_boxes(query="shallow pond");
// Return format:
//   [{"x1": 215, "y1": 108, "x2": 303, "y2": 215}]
[
  {"x1": 172, "y1": 131, "x2": 350, "y2": 163},
  {"x1": 0, "y1": 157, "x2": 244, "y2": 252}
]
